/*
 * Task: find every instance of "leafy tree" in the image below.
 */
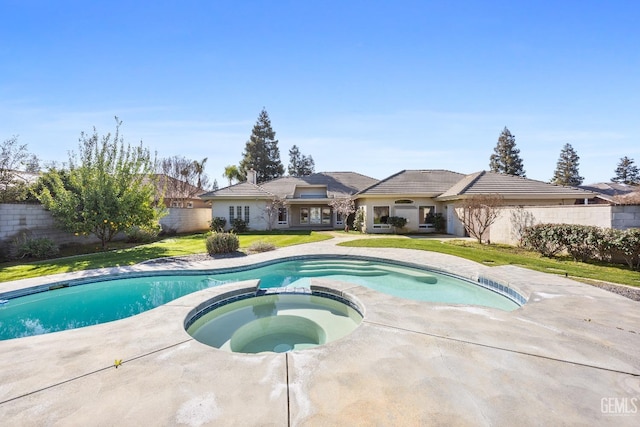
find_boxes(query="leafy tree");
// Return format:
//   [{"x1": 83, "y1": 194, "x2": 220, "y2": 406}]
[
  {"x1": 329, "y1": 197, "x2": 356, "y2": 231},
  {"x1": 239, "y1": 108, "x2": 284, "y2": 183},
  {"x1": 37, "y1": 118, "x2": 164, "y2": 249},
  {"x1": 612, "y1": 156, "x2": 640, "y2": 185},
  {"x1": 456, "y1": 194, "x2": 504, "y2": 244},
  {"x1": 287, "y1": 145, "x2": 315, "y2": 176},
  {"x1": 222, "y1": 164, "x2": 244, "y2": 186},
  {"x1": 489, "y1": 127, "x2": 526, "y2": 177},
  {"x1": 550, "y1": 143, "x2": 583, "y2": 186}
]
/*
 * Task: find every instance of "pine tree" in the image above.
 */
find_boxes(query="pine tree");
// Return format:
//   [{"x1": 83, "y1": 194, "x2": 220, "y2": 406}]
[
  {"x1": 489, "y1": 127, "x2": 526, "y2": 177},
  {"x1": 612, "y1": 156, "x2": 640, "y2": 185},
  {"x1": 550, "y1": 143, "x2": 583, "y2": 186},
  {"x1": 287, "y1": 144, "x2": 315, "y2": 176},
  {"x1": 239, "y1": 108, "x2": 284, "y2": 183}
]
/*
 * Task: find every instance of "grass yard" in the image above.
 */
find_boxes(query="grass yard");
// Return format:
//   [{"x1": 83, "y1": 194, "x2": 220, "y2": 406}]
[
  {"x1": 339, "y1": 237, "x2": 640, "y2": 287},
  {"x1": 0, "y1": 231, "x2": 331, "y2": 283}
]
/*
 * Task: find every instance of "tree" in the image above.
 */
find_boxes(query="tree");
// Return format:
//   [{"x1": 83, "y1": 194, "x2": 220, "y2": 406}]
[
  {"x1": 239, "y1": 108, "x2": 284, "y2": 183},
  {"x1": 455, "y1": 194, "x2": 504, "y2": 244},
  {"x1": 329, "y1": 197, "x2": 356, "y2": 231},
  {"x1": 222, "y1": 164, "x2": 244, "y2": 186},
  {"x1": 193, "y1": 157, "x2": 210, "y2": 190},
  {"x1": 288, "y1": 145, "x2": 315, "y2": 176},
  {"x1": 157, "y1": 156, "x2": 204, "y2": 206},
  {"x1": 489, "y1": 127, "x2": 526, "y2": 177},
  {"x1": 0, "y1": 136, "x2": 30, "y2": 202},
  {"x1": 37, "y1": 118, "x2": 163, "y2": 249},
  {"x1": 262, "y1": 197, "x2": 288, "y2": 231},
  {"x1": 550, "y1": 143, "x2": 583, "y2": 186},
  {"x1": 612, "y1": 156, "x2": 640, "y2": 185}
]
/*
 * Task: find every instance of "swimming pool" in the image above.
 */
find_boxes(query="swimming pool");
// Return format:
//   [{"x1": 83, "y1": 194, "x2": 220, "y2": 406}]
[{"x1": 0, "y1": 257, "x2": 522, "y2": 340}]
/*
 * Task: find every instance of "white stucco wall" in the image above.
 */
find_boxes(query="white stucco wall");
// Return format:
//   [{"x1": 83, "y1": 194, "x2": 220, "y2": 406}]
[
  {"x1": 159, "y1": 208, "x2": 211, "y2": 233},
  {"x1": 211, "y1": 200, "x2": 271, "y2": 231},
  {"x1": 356, "y1": 197, "x2": 445, "y2": 234}
]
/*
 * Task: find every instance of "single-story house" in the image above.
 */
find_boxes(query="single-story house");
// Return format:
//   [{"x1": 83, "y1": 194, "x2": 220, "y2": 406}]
[{"x1": 200, "y1": 169, "x2": 609, "y2": 240}]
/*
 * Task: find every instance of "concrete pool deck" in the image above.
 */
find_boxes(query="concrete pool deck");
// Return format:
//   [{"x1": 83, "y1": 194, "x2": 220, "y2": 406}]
[{"x1": 0, "y1": 238, "x2": 639, "y2": 425}]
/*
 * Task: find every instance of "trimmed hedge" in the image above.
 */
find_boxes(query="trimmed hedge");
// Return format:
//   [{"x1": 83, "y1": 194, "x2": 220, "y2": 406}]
[{"x1": 522, "y1": 224, "x2": 640, "y2": 269}]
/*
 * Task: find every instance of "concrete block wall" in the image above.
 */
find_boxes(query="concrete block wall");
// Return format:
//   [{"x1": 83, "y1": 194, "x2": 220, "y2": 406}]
[
  {"x1": 611, "y1": 205, "x2": 640, "y2": 229},
  {"x1": 159, "y1": 208, "x2": 211, "y2": 233},
  {"x1": 489, "y1": 205, "x2": 615, "y2": 245}
]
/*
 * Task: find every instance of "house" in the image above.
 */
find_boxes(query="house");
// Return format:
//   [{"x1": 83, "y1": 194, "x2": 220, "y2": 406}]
[
  {"x1": 200, "y1": 170, "x2": 378, "y2": 230},
  {"x1": 153, "y1": 174, "x2": 209, "y2": 209},
  {"x1": 201, "y1": 169, "x2": 609, "y2": 240}
]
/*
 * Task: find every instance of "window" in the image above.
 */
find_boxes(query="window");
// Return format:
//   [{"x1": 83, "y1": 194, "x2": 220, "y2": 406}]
[
  {"x1": 300, "y1": 208, "x2": 309, "y2": 224},
  {"x1": 244, "y1": 206, "x2": 250, "y2": 223},
  {"x1": 186, "y1": 201, "x2": 194, "y2": 209},
  {"x1": 229, "y1": 206, "x2": 235, "y2": 223},
  {"x1": 419, "y1": 206, "x2": 436, "y2": 229},
  {"x1": 310, "y1": 207, "x2": 321, "y2": 224},
  {"x1": 336, "y1": 212, "x2": 343, "y2": 225},
  {"x1": 373, "y1": 206, "x2": 389, "y2": 224},
  {"x1": 322, "y1": 207, "x2": 331, "y2": 224},
  {"x1": 278, "y1": 207, "x2": 288, "y2": 225},
  {"x1": 171, "y1": 201, "x2": 183, "y2": 208}
]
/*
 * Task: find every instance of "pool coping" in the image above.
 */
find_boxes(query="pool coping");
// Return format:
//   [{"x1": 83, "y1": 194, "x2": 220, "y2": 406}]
[{"x1": 1, "y1": 242, "x2": 639, "y2": 425}]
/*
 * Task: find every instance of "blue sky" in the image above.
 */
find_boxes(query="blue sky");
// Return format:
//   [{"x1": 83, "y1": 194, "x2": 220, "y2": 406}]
[{"x1": 1, "y1": 0, "x2": 638, "y2": 186}]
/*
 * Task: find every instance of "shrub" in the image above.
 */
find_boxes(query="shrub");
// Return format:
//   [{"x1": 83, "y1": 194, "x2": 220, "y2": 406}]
[
  {"x1": 522, "y1": 223, "x2": 565, "y2": 257},
  {"x1": 610, "y1": 228, "x2": 640, "y2": 270},
  {"x1": 15, "y1": 237, "x2": 59, "y2": 259},
  {"x1": 426, "y1": 213, "x2": 446, "y2": 233},
  {"x1": 387, "y1": 216, "x2": 407, "y2": 233},
  {"x1": 247, "y1": 240, "x2": 276, "y2": 253},
  {"x1": 353, "y1": 208, "x2": 365, "y2": 232},
  {"x1": 210, "y1": 217, "x2": 227, "y2": 232},
  {"x1": 231, "y1": 218, "x2": 248, "y2": 233},
  {"x1": 125, "y1": 224, "x2": 161, "y2": 243},
  {"x1": 206, "y1": 232, "x2": 240, "y2": 255}
]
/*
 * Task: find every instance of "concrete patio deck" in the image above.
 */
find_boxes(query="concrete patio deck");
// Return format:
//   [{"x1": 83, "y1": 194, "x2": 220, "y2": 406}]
[{"x1": 0, "y1": 238, "x2": 639, "y2": 426}]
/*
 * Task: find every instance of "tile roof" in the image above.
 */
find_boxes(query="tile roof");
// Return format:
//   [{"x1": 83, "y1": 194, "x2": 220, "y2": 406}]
[
  {"x1": 200, "y1": 172, "x2": 378, "y2": 199},
  {"x1": 437, "y1": 171, "x2": 599, "y2": 200},
  {"x1": 357, "y1": 170, "x2": 465, "y2": 196}
]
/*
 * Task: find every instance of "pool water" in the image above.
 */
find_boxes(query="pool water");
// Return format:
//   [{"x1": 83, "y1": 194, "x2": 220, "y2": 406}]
[
  {"x1": 187, "y1": 293, "x2": 363, "y2": 353},
  {"x1": 0, "y1": 258, "x2": 519, "y2": 340}
]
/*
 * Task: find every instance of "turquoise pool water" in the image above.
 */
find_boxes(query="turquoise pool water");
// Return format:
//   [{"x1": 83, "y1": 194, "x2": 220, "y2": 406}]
[{"x1": 0, "y1": 257, "x2": 519, "y2": 340}]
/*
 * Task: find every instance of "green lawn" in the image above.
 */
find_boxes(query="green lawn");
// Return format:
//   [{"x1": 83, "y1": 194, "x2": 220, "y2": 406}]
[
  {"x1": 338, "y1": 237, "x2": 640, "y2": 287},
  {"x1": 0, "y1": 231, "x2": 332, "y2": 283}
]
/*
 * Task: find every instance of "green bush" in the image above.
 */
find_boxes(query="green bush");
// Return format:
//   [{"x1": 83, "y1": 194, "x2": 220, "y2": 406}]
[
  {"x1": 610, "y1": 228, "x2": 640, "y2": 270},
  {"x1": 387, "y1": 216, "x2": 407, "y2": 233},
  {"x1": 206, "y1": 232, "x2": 240, "y2": 254},
  {"x1": 15, "y1": 237, "x2": 59, "y2": 259},
  {"x1": 522, "y1": 223, "x2": 565, "y2": 257},
  {"x1": 209, "y1": 217, "x2": 227, "y2": 232},
  {"x1": 426, "y1": 213, "x2": 446, "y2": 232},
  {"x1": 231, "y1": 218, "x2": 248, "y2": 233},
  {"x1": 247, "y1": 240, "x2": 276, "y2": 253}
]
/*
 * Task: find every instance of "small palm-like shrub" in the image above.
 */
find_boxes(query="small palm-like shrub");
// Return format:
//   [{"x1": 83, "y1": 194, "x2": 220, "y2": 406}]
[{"x1": 206, "y1": 232, "x2": 239, "y2": 254}]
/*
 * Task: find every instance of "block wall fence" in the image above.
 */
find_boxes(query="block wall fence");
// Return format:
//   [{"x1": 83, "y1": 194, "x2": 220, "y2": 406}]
[{"x1": 0, "y1": 204, "x2": 211, "y2": 251}]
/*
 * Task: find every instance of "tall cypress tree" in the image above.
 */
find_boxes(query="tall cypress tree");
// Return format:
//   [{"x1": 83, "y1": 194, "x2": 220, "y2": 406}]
[
  {"x1": 489, "y1": 127, "x2": 526, "y2": 177},
  {"x1": 612, "y1": 156, "x2": 640, "y2": 185},
  {"x1": 239, "y1": 108, "x2": 284, "y2": 183},
  {"x1": 550, "y1": 143, "x2": 583, "y2": 186}
]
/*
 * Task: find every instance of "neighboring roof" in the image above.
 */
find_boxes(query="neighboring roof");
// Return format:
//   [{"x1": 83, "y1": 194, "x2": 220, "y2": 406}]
[
  {"x1": 437, "y1": 171, "x2": 600, "y2": 200},
  {"x1": 357, "y1": 170, "x2": 465, "y2": 196},
  {"x1": 580, "y1": 182, "x2": 637, "y2": 197},
  {"x1": 200, "y1": 181, "x2": 273, "y2": 199},
  {"x1": 200, "y1": 172, "x2": 378, "y2": 200},
  {"x1": 153, "y1": 174, "x2": 206, "y2": 199}
]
